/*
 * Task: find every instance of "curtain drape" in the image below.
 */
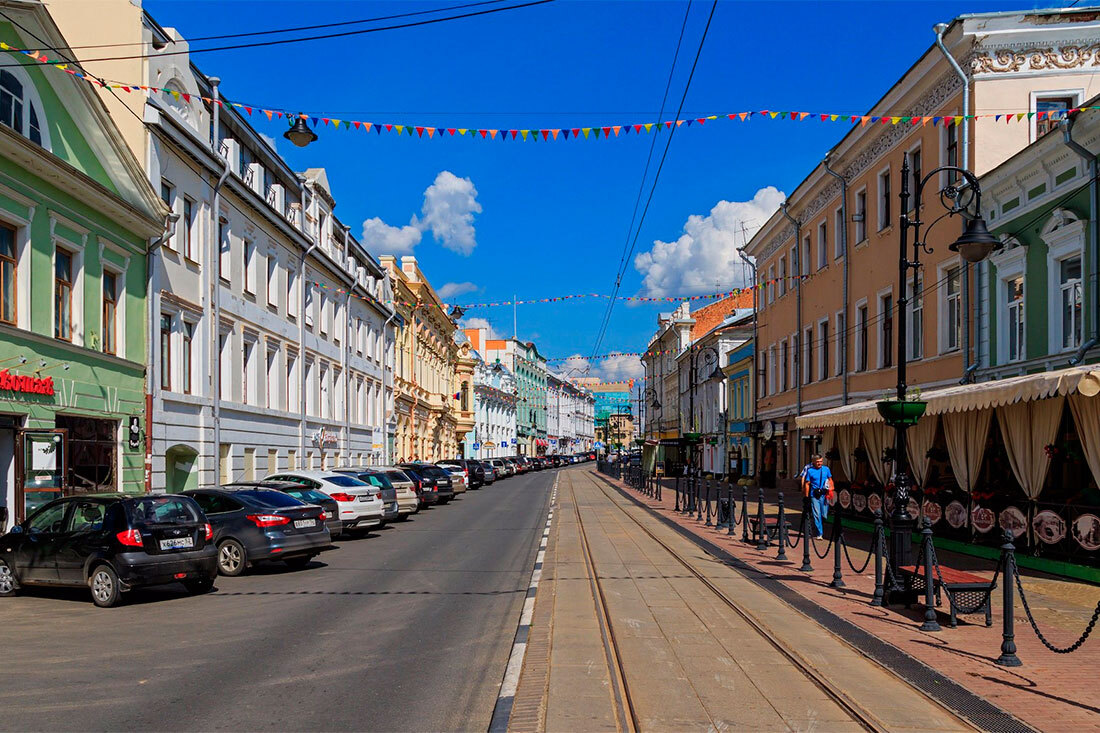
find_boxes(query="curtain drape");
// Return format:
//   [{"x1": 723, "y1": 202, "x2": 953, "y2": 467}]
[
  {"x1": 1069, "y1": 394, "x2": 1100, "y2": 493},
  {"x1": 861, "y1": 423, "x2": 892, "y2": 486},
  {"x1": 823, "y1": 425, "x2": 837, "y2": 473},
  {"x1": 906, "y1": 414, "x2": 939, "y2": 488},
  {"x1": 837, "y1": 424, "x2": 859, "y2": 484},
  {"x1": 997, "y1": 397, "x2": 1064, "y2": 500},
  {"x1": 942, "y1": 410, "x2": 993, "y2": 492}
]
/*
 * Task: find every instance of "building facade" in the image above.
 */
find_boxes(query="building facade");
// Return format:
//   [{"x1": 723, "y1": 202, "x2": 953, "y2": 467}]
[
  {"x1": 745, "y1": 9, "x2": 1100, "y2": 491},
  {"x1": 723, "y1": 341, "x2": 756, "y2": 480},
  {"x1": 546, "y1": 373, "x2": 595, "y2": 454},
  {"x1": 463, "y1": 346, "x2": 517, "y2": 459},
  {"x1": 479, "y1": 337, "x2": 547, "y2": 455},
  {"x1": 641, "y1": 302, "x2": 695, "y2": 472},
  {"x1": 0, "y1": 5, "x2": 166, "y2": 523}
]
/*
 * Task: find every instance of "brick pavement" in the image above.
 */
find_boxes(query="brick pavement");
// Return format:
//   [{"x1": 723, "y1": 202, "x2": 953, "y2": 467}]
[{"x1": 615, "y1": 471, "x2": 1100, "y2": 732}]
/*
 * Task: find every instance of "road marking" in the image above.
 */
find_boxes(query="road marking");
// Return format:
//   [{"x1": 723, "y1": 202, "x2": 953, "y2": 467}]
[{"x1": 490, "y1": 470, "x2": 559, "y2": 732}]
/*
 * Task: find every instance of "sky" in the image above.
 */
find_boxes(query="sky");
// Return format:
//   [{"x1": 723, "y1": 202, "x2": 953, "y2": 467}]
[{"x1": 144, "y1": 0, "x2": 1064, "y2": 380}]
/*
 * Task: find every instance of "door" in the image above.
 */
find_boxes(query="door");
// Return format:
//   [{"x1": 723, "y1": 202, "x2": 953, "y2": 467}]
[
  {"x1": 15, "y1": 429, "x2": 67, "y2": 523},
  {"x1": 55, "y1": 499, "x2": 108, "y2": 585},
  {"x1": 15, "y1": 500, "x2": 69, "y2": 583}
]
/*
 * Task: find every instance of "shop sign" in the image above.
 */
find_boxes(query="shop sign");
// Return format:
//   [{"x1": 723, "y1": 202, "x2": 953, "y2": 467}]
[
  {"x1": 313, "y1": 428, "x2": 339, "y2": 448},
  {"x1": 0, "y1": 369, "x2": 54, "y2": 396}
]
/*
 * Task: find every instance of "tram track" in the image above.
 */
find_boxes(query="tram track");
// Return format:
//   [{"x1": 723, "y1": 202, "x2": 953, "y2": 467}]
[{"x1": 568, "y1": 471, "x2": 980, "y2": 733}]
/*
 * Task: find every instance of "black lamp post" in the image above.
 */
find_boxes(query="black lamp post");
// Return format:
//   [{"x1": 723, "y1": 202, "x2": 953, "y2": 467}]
[
  {"x1": 284, "y1": 114, "x2": 318, "y2": 148},
  {"x1": 686, "y1": 346, "x2": 719, "y2": 476},
  {"x1": 884, "y1": 154, "x2": 999, "y2": 597}
]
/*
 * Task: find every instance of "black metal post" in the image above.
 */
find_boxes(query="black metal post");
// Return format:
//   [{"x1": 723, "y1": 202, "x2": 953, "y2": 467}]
[
  {"x1": 705, "y1": 479, "x2": 713, "y2": 526},
  {"x1": 728, "y1": 483, "x2": 736, "y2": 536},
  {"x1": 741, "y1": 485, "x2": 749, "y2": 542},
  {"x1": 776, "y1": 492, "x2": 787, "y2": 561},
  {"x1": 696, "y1": 474, "x2": 704, "y2": 521},
  {"x1": 995, "y1": 530, "x2": 1022, "y2": 667},
  {"x1": 799, "y1": 495, "x2": 813, "y2": 572},
  {"x1": 755, "y1": 488, "x2": 768, "y2": 550},
  {"x1": 831, "y1": 506, "x2": 845, "y2": 589},
  {"x1": 675, "y1": 475, "x2": 681, "y2": 512},
  {"x1": 919, "y1": 518, "x2": 941, "y2": 632},
  {"x1": 871, "y1": 511, "x2": 884, "y2": 607}
]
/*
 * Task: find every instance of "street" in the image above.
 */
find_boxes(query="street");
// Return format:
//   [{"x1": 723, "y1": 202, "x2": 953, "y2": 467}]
[{"x1": 0, "y1": 470, "x2": 555, "y2": 732}]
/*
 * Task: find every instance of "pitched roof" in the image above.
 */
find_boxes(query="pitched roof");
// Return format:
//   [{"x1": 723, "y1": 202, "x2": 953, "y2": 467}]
[{"x1": 689, "y1": 292, "x2": 753, "y2": 339}]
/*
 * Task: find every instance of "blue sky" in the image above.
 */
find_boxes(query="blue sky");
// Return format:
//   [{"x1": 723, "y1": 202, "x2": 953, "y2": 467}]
[{"x1": 145, "y1": 0, "x2": 1059, "y2": 378}]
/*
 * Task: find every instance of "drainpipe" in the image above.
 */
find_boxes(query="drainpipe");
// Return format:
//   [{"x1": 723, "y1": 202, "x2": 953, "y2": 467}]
[
  {"x1": 341, "y1": 225, "x2": 352, "y2": 466},
  {"x1": 934, "y1": 23, "x2": 978, "y2": 382},
  {"x1": 298, "y1": 175, "x2": 318, "y2": 464},
  {"x1": 737, "y1": 249, "x2": 759, "y2": 476},
  {"x1": 209, "y1": 78, "x2": 231, "y2": 485},
  {"x1": 1062, "y1": 116, "x2": 1100, "y2": 365},
  {"x1": 145, "y1": 211, "x2": 180, "y2": 492},
  {"x1": 780, "y1": 203, "x2": 802, "y2": 472},
  {"x1": 382, "y1": 304, "x2": 398, "y2": 465},
  {"x1": 823, "y1": 151, "x2": 850, "y2": 405}
]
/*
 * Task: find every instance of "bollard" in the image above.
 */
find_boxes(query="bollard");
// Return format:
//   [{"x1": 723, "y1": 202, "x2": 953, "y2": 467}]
[
  {"x1": 831, "y1": 505, "x2": 845, "y2": 589},
  {"x1": 995, "y1": 530, "x2": 1022, "y2": 667},
  {"x1": 755, "y1": 488, "x2": 768, "y2": 550},
  {"x1": 696, "y1": 477, "x2": 705, "y2": 522},
  {"x1": 705, "y1": 480, "x2": 713, "y2": 526},
  {"x1": 919, "y1": 518, "x2": 941, "y2": 632},
  {"x1": 741, "y1": 485, "x2": 750, "y2": 542},
  {"x1": 799, "y1": 495, "x2": 813, "y2": 572},
  {"x1": 871, "y1": 511, "x2": 884, "y2": 607},
  {"x1": 655, "y1": 474, "x2": 661, "y2": 502},
  {"x1": 776, "y1": 492, "x2": 788, "y2": 561},
  {"x1": 674, "y1": 475, "x2": 681, "y2": 512},
  {"x1": 728, "y1": 483, "x2": 736, "y2": 536}
]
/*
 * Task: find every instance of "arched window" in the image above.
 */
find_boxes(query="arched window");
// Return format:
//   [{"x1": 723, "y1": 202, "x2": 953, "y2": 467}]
[{"x1": 0, "y1": 69, "x2": 45, "y2": 147}]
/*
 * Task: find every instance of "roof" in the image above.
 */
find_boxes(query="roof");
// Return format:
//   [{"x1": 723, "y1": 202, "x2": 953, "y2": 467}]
[{"x1": 689, "y1": 292, "x2": 754, "y2": 339}]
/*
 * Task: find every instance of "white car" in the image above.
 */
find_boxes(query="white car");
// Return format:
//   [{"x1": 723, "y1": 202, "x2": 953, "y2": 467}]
[
  {"x1": 438, "y1": 464, "x2": 468, "y2": 494},
  {"x1": 375, "y1": 467, "x2": 421, "y2": 518},
  {"x1": 264, "y1": 470, "x2": 385, "y2": 534}
]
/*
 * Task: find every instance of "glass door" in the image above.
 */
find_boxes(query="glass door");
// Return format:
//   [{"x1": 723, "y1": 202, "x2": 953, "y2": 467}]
[{"x1": 15, "y1": 429, "x2": 66, "y2": 522}]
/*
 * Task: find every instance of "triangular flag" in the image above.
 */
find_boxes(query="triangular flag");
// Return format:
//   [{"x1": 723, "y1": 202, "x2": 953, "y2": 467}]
[
  {"x1": 352, "y1": 121, "x2": 361, "y2": 130},
  {"x1": 394, "y1": 125, "x2": 403, "y2": 134},
  {"x1": 645, "y1": 123, "x2": 655, "y2": 132},
  {"x1": 601, "y1": 126, "x2": 611, "y2": 136},
  {"x1": 551, "y1": 129, "x2": 560, "y2": 139},
  {"x1": 820, "y1": 114, "x2": 829, "y2": 122},
  {"x1": 264, "y1": 109, "x2": 273, "y2": 121},
  {"x1": 426, "y1": 127, "x2": 435, "y2": 138},
  {"x1": 612, "y1": 125, "x2": 621, "y2": 136},
  {"x1": 582, "y1": 128, "x2": 591, "y2": 138},
  {"x1": 953, "y1": 116, "x2": 963, "y2": 126},
  {"x1": 738, "y1": 113, "x2": 748, "y2": 122},
  {"x1": 521, "y1": 129, "x2": 529, "y2": 140},
  {"x1": 890, "y1": 116, "x2": 900, "y2": 125},
  {"x1": 510, "y1": 130, "x2": 518, "y2": 139},
  {"x1": 861, "y1": 116, "x2": 870, "y2": 126},
  {"x1": 332, "y1": 119, "x2": 341, "y2": 128},
  {"x1": 685, "y1": 119, "x2": 694, "y2": 126},
  {"x1": 447, "y1": 128, "x2": 456, "y2": 135},
  {"x1": 1015, "y1": 113, "x2": 1025, "y2": 122},
  {"x1": 634, "y1": 124, "x2": 643, "y2": 134},
  {"x1": 385, "y1": 124, "x2": 394, "y2": 132},
  {"x1": 541, "y1": 129, "x2": 549, "y2": 140},
  {"x1": 489, "y1": 129, "x2": 498, "y2": 139},
  {"x1": 406, "y1": 126, "x2": 414, "y2": 136},
  {"x1": 769, "y1": 112, "x2": 779, "y2": 119},
  {"x1": 995, "y1": 115, "x2": 1002, "y2": 122},
  {"x1": 562, "y1": 129, "x2": 570, "y2": 139},
  {"x1": 479, "y1": 129, "x2": 489, "y2": 138},
  {"x1": 799, "y1": 112, "x2": 809, "y2": 121}
]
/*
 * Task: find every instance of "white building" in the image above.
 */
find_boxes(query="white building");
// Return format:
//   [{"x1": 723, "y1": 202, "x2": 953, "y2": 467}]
[
  {"x1": 62, "y1": 9, "x2": 397, "y2": 490},
  {"x1": 465, "y1": 351, "x2": 517, "y2": 458},
  {"x1": 547, "y1": 373, "x2": 596, "y2": 454}
]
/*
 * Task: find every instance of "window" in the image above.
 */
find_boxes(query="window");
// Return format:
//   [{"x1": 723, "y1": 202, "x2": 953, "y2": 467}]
[
  {"x1": 857, "y1": 304, "x2": 868, "y2": 371},
  {"x1": 102, "y1": 271, "x2": 118, "y2": 355},
  {"x1": 1, "y1": 223, "x2": 16, "y2": 324},
  {"x1": 834, "y1": 208, "x2": 845, "y2": 259},
  {"x1": 1037, "y1": 96, "x2": 1074, "y2": 138},
  {"x1": 802, "y1": 236, "x2": 812, "y2": 277},
  {"x1": 908, "y1": 146, "x2": 922, "y2": 204},
  {"x1": 243, "y1": 338, "x2": 256, "y2": 405},
  {"x1": 766, "y1": 265, "x2": 775, "y2": 304},
  {"x1": 944, "y1": 123, "x2": 958, "y2": 184},
  {"x1": 804, "y1": 326, "x2": 813, "y2": 384},
  {"x1": 1060, "y1": 257, "x2": 1083, "y2": 350},
  {"x1": 286, "y1": 352, "x2": 299, "y2": 411},
  {"x1": 880, "y1": 294, "x2": 893, "y2": 368},
  {"x1": 778, "y1": 257, "x2": 787, "y2": 297},
  {"x1": 907, "y1": 275, "x2": 923, "y2": 360},
  {"x1": 320, "y1": 363, "x2": 330, "y2": 419},
  {"x1": 766, "y1": 345, "x2": 775, "y2": 396},
  {"x1": 1006, "y1": 276, "x2": 1025, "y2": 362},
  {"x1": 834, "y1": 312, "x2": 845, "y2": 376},
  {"x1": 878, "y1": 168, "x2": 891, "y2": 231},
  {"x1": 780, "y1": 340, "x2": 788, "y2": 391},
  {"x1": 266, "y1": 346, "x2": 279, "y2": 409},
  {"x1": 0, "y1": 70, "x2": 44, "y2": 146},
  {"x1": 855, "y1": 190, "x2": 867, "y2": 243},
  {"x1": 218, "y1": 219, "x2": 230, "y2": 282},
  {"x1": 356, "y1": 318, "x2": 364, "y2": 355},
  {"x1": 182, "y1": 321, "x2": 194, "y2": 394},
  {"x1": 319, "y1": 291, "x2": 329, "y2": 336},
  {"x1": 55, "y1": 248, "x2": 73, "y2": 341},
  {"x1": 219, "y1": 332, "x2": 230, "y2": 400},
  {"x1": 287, "y1": 268, "x2": 297, "y2": 318},
  {"x1": 183, "y1": 197, "x2": 196, "y2": 260},
  {"x1": 817, "y1": 222, "x2": 827, "y2": 270},
  {"x1": 944, "y1": 266, "x2": 961, "y2": 352},
  {"x1": 305, "y1": 283, "x2": 314, "y2": 329},
  {"x1": 819, "y1": 320, "x2": 829, "y2": 380},
  {"x1": 791, "y1": 333, "x2": 799, "y2": 389},
  {"x1": 160, "y1": 179, "x2": 174, "y2": 213},
  {"x1": 160, "y1": 315, "x2": 172, "y2": 390},
  {"x1": 266, "y1": 253, "x2": 278, "y2": 307},
  {"x1": 243, "y1": 239, "x2": 256, "y2": 295}
]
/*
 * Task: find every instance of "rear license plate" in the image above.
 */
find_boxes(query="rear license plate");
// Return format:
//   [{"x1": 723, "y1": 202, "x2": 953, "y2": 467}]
[
  {"x1": 159, "y1": 537, "x2": 194, "y2": 550},
  {"x1": 358, "y1": 496, "x2": 374, "y2": 502},
  {"x1": 294, "y1": 519, "x2": 316, "y2": 529}
]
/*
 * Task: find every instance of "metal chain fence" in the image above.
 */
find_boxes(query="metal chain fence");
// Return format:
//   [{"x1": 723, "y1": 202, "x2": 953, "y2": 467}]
[{"x1": 1011, "y1": 553, "x2": 1100, "y2": 654}]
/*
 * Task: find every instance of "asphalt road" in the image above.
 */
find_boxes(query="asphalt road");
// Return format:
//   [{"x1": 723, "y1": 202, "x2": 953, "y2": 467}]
[{"x1": 0, "y1": 466, "x2": 559, "y2": 732}]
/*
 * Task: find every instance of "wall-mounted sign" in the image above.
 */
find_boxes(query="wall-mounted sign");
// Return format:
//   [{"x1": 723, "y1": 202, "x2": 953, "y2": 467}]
[
  {"x1": 0, "y1": 369, "x2": 54, "y2": 396},
  {"x1": 127, "y1": 416, "x2": 142, "y2": 449},
  {"x1": 313, "y1": 428, "x2": 339, "y2": 448}
]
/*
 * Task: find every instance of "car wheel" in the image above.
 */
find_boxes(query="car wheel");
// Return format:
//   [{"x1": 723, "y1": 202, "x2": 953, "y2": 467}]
[
  {"x1": 284, "y1": 556, "x2": 313, "y2": 569},
  {"x1": 0, "y1": 558, "x2": 18, "y2": 597},
  {"x1": 217, "y1": 539, "x2": 247, "y2": 576},
  {"x1": 89, "y1": 564, "x2": 122, "y2": 608},
  {"x1": 183, "y1": 576, "x2": 215, "y2": 595},
  {"x1": 397, "y1": 514, "x2": 409, "y2": 522}
]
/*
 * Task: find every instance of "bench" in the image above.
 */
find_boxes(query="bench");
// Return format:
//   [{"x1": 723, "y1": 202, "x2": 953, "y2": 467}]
[
  {"x1": 748, "y1": 516, "x2": 791, "y2": 545},
  {"x1": 898, "y1": 564, "x2": 996, "y2": 628}
]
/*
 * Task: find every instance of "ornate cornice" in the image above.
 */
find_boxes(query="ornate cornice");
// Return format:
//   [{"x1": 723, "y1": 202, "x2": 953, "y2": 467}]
[{"x1": 971, "y1": 42, "x2": 1100, "y2": 74}]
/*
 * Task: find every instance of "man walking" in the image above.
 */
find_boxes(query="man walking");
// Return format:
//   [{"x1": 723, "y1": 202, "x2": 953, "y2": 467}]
[{"x1": 802, "y1": 453, "x2": 833, "y2": 539}]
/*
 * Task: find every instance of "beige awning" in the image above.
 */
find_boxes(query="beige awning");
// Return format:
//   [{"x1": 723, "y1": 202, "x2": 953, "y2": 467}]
[{"x1": 796, "y1": 366, "x2": 1100, "y2": 429}]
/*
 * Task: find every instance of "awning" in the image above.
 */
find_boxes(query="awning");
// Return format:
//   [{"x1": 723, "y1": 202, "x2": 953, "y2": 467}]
[{"x1": 796, "y1": 366, "x2": 1100, "y2": 429}]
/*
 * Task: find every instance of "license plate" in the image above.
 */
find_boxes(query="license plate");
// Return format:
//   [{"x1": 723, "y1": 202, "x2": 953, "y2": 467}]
[
  {"x1": 159, "y1": 537, "x2": 193, "y2": 550},
  {"x1": 358, "y1": 496, "x2": 373, "y2": 502},
  {"x1": 294, "y1": 519, "x2": 316, "y2": 529}
]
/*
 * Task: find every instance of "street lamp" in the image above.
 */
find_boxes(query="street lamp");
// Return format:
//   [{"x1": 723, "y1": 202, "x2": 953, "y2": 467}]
[
  {"x1": 686, "y1": 346, "x2": 719, "y2": 476},
  {"x1": 883, "y1": 153, "x2": 998, "y2": 597},
  {"x1": 284, "y1": 114, "x2": 318, "y2": 148}
]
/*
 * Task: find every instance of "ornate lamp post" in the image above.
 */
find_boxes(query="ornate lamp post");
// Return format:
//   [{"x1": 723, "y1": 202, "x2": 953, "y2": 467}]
[
  {"x1": 883, "y1": 154, "x2": 999, "y2": 597},
  {"x1": 686, "y1": 346, "x2": 719, "y2": 477}
]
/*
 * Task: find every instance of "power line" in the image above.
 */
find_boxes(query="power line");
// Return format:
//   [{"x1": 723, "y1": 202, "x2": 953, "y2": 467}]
[
  {"x1": 0, "y1": 0, "x2": 554, "y2": 67},
  {"x1": 590, "y1": 0, "x2": 719, "y2": 360}
]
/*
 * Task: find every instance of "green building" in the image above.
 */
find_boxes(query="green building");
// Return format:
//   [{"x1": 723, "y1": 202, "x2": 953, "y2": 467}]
[{"x1": 0, "y1": 7, "x2": 166, "y2": 525}]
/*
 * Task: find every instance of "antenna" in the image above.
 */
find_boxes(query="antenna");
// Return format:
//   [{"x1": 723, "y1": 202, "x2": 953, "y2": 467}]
[{"x1": 513, "y1": 294, "x2": 518, "y2": 340}]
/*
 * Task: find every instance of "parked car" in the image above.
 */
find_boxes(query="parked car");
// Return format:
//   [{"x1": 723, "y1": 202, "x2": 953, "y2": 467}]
[
  {"x1": 0, "y1": 494, "x2": 217, "y2": 608},
  {"x1": 374, "y1": 467, "x2": 420, "y2": 519},
  {"x1": 399, "y1": 463, "x2": 455, "y2": 504},
  {"x1": 183, "y1": 488, "x2": 330, "y2": 576},
  {"x1": 226, "y1": 480, "x2": 342, "y2": 539},
  {"x1": 476, "y1": 460, "x2": 496, "y2": 485},
  {"x1": 437, "y1": 464, "x2": 468, "y2": 494},
  {"x1": 438, "y1": 459, "x2": 485, "y2": 489},
  {"x1": 508, "y1": 457, "x2": 527, "y2": 475},
  {"x1": 395, "y1": 464, "x2": 439, "y2": 507},
  {"x1": 332, "y1": 469, "x2": 400, "y2": 522},
  {"x1": 264, "y1": 470, "x2": 385, "y2": 535},
  {"x1": 490, "y1": 458, "x2": 512, "y2": 478}
]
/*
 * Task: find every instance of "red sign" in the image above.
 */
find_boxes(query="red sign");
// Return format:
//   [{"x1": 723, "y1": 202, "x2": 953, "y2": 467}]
[{"x1": 0, "y1": 369, "x2": 54, "y2": 396}]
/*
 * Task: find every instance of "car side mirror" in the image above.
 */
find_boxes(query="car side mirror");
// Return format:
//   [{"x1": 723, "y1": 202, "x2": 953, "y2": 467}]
[{"x1": 9, "y1": 525, "x2": 23, "y2": 535}]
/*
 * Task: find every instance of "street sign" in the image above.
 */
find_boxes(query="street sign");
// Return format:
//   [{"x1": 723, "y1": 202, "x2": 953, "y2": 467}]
[{"x1": 127, "y1": 416, "x2": 141, "y2": 449}]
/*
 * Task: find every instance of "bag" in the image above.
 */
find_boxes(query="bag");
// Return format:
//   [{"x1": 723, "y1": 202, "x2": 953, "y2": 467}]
[{"x1": 826, "y1": 487, "x2": 835, "y2": 502}]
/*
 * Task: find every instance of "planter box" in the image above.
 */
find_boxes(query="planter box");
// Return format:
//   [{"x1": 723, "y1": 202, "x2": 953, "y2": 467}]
[{"x1": 876, "y1": 400, "x2": 927, "y2": 427}]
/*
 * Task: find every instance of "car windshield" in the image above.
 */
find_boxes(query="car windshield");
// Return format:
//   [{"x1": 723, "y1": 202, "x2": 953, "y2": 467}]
[
  {"x1": 383, "y1": 470, "x2": 410, "y2": 484},
  {"x1": 233, "y1": 490, "x2": 306, "y2": 509},
  {"x1": 283, "y1": 488, "x2": 332, "y2": 504},
  {"x1": 322, "y1": 475, "x2": 369, "y2": 488},
  {"x1": 422, "y1": 466, "x2": 449, "y2": 479},
  {"x1": 358, "y1": 473, "x2": 393, "y2": 490},
  {"x1": 129, "y1": 496, "x2": 201, "y2": 525}
]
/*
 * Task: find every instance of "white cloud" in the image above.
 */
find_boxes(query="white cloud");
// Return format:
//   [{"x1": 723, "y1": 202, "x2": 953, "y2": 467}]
[
  {"x1": 362, "y1": 170, "x2": 481, "y2": 257},
  {"x1": 361, "y1": 217, "x2": 422, "y2": 255},
  {"x1": 633, "y1": 186, "x2": 785, "y2": 297},
  {"x1": 556, "y1": 353, "x2": 643, "y2": 382},
  {"x1": 460, "y1": 316, "x2": 502, "y2": 340},
  {"x1": 438, "y1": 281, "x2": 479, "y2": 299},
  {"x1": 258, "y1": 132, "x2": 278, "y2": 152},
  {"x1": 413, "y1": 171, "x2": 482, "y2": 255}
]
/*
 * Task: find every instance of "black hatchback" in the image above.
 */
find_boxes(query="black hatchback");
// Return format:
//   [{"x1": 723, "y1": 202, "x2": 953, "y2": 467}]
[
  {"x1": 0, "y1": 494, "x2": 217, "y2": 608},
  {"x1": 225, "y1": 481, "x2": 342, "y2": 540},
  {"x1": 399, "y1": 464, "x2": 455, "y2": 506},
  {"x1": 183, "y1": 488, "x2": 330, "y2": 576}
]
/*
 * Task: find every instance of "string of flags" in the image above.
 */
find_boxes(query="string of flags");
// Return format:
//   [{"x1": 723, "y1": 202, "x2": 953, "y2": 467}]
[{"x1": 5, "y1": 43, "x2": 1096, "y2": 144}]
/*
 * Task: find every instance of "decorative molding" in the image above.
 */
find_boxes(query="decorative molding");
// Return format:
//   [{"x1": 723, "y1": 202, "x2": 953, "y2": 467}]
[{"x1": 971, "y1": 43, "x2": 1100, "y2": 74}]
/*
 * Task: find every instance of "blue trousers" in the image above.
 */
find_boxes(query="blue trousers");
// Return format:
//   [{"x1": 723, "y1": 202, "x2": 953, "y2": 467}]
[{"x1": 810, "y1": 493, "x2": 829, "y2": 536}]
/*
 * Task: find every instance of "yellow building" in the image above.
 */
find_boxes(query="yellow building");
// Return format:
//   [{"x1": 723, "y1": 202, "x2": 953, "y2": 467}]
[{"x1": 379, "y1": 256, "x2": 474, "y2": 461}]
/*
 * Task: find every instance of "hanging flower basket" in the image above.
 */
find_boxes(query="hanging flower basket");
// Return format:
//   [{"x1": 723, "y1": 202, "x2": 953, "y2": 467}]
[
  {"x1": 633, "y1": 438, "x2": 645, "y2": 446},
  {"x1": 876, "y1": 399, "x2": 927, "y2": 427}
]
